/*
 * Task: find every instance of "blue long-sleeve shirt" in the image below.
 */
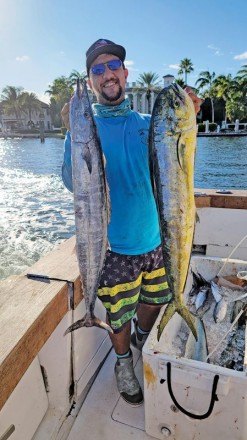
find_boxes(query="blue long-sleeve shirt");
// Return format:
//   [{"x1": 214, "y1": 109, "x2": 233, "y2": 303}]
[{"x1": 62, "y1": 105, "x2": 161, "y2": 255}]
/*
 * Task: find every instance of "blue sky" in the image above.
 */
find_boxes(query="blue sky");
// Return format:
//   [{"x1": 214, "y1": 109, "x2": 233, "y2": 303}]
[{"x1": 1, "y1": 0, "x2": 247, "y2": 103}]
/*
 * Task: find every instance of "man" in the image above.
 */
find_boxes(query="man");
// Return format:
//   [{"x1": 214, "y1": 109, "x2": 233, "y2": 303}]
[{"x1": 61, "y1": 39, "x2": 201, "y2": 407}]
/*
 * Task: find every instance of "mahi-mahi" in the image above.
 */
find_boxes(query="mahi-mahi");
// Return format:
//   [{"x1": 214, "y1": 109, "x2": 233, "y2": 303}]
[{"x1": 149, "y1": 83, "x2": 197, "y2": 341}]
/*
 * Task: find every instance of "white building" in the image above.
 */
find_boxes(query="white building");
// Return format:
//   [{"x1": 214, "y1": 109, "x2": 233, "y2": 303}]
[{"x1": 125, "y1": 75, "x2": 175, "y2": 113}]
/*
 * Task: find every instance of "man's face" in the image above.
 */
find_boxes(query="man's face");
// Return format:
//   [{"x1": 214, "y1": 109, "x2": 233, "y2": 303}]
[{"x1": 87, "y1": 54, "x2": 128, "y2": 106}]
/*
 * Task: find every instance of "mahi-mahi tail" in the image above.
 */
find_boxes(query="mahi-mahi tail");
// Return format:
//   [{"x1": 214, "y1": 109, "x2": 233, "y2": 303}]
[{"x1": 157, "y1": 300, "x2": 196, "y2": 341}]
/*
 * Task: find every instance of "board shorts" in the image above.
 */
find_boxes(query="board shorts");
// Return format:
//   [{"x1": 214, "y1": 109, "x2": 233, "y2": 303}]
[{"x1": 97, "y1": 244, "x2": 173, "y2": 333}]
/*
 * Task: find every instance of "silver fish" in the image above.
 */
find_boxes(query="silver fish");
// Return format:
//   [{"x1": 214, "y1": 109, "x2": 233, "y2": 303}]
[
  {"x1": 184, "y1": 316, "x2": 209, "y2": 363},
  {"x1": 213, "y1": 296, "x2": 228, "y2": 323},
  {"x1": 149, "y1": 83, "x2": 197, "y2": 341},
  {"x1": 195, "y1": 287, "x2": 209, "y2": 312},
  {"x1": 211, "y1": 280, "x2": 222, "y2": 303},
  {"x1": 64, "y1": 81, "x2": 112, "y2": 335}
]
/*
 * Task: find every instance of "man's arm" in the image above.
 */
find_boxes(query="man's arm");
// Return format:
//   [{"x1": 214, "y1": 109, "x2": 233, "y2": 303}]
[
  {"x1": 184, "y1": 86, "x2": 202, "y2": 115},
  {"x1": 61, "y1": 130, "x2": 73, "y2": 192},
  {"x1": 61, "y1": 103, "x2": 73, "y2": 192},
  {"x1": 61, "y1": 102, "x2": 70, "y2": 131}
]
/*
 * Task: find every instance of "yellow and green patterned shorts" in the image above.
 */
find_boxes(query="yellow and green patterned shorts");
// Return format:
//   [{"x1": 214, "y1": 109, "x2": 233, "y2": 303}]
[{"x1": 98, "y1": 245, "x2": 172, "y2": 333}]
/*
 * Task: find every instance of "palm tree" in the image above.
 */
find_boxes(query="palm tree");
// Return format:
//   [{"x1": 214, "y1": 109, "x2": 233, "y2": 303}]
[
  {"x1": 45, "y1": 76, "x2": 73, "y2": 99},
  {"x1": 213, "y1": 74, "x2": 237, "y2": 123},
  {"x1": 235, "y1": 64, "x2": 247, "y2": 104},
  {"x1": 1, "y1": 86, "x2": 24, "y2": 124},
  {"x1": 69, "y1": 70, "x2": 87, "y2": 87},
  {"x1": 19, "y1": 92, "x2": 41, "y2": 122},
  {"x1": 175, "y1": 77, "x2": 186, "y2": 88},
  {"x1": 236, "y1": 64, "x2": 247, "y2": 80},
  {"x1": 196, "y1": 71, "x2": 216, "y2": 122},
  {"x1": 46, "y1": 76, "x2": 73, "y2": 126},
  {"x1": 178, "y1": 58, "x2": 194, "y2": 85},
  {"x1": 134, "y1": 72, "x2": 161, "y2": 113}
]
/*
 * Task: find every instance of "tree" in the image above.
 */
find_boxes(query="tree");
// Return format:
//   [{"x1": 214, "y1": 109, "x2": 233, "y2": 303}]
[
  {"x1": 1, "y1": 86, "x2": 24, "y2": 125},
  {"x1": 196, "y1": 71, "x2": 216, "y2": 122},
  {"x1": 175, "y1": 77, "x2": 186, "y2": 88},
  {"x1": 19, "y1": 91, "x2": 41, "y2": 122},
  {"x1": 213, "y1": 74, "x2": 238, "y2": 123},
  {"x1": 235, "y1": 64, "x2": 247, "y2": 106},
  {"x1": 178, "y1": 58, "x2": 194, "y2": 85},
  {"x1": 134, "y1": 72, "x2": 161, "y2": 113},
  {"x1": 69, "y1": 70, "x2": 87, "y2": 87},
  {"x1": 45, "y1": 76, "x2": 73, "y2": 126},
  {"x1": 236, "y1": 64, "x2": 247, "y2": 81}
]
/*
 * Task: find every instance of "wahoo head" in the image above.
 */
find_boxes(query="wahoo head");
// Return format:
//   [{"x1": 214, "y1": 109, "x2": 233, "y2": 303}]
[{"x1": 69, "y1": 80, "x2": 95, "y2": 143}]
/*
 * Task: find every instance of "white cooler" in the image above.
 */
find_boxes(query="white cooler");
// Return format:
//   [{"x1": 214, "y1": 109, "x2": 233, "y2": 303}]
[{"x1": 143, "y1": 256, "x2": 247, "y2": 440}]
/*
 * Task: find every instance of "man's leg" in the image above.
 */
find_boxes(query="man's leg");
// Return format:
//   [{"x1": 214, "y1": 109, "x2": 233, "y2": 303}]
[
  {"x1": 106, "y1": 314, "x2": 131, "y2": 354},
  {"x1": 106, "y1": 315, "x2": 143, "y2": 406},
  {"x1": 131, "y1": 303, "x2": 164, "y2": 350},
  {"x1": 136, "y1": 303, "x2": 164, "y2": 331},
  {"x1": 98, "y1": 250, "x2": 144, "y2": 406},
  {"x1": 131, "y1": 245, "x2": 172, "y2": 350}
]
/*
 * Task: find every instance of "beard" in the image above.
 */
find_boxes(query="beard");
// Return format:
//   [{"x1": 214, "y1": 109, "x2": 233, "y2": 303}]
[{"x1": 101, "y1": 83, "x2": 123, "y2": 103}]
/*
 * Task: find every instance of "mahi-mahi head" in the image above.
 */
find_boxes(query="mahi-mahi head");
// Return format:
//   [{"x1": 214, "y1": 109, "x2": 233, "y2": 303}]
[
  {"x1": 149, "y1": 83, "x2": 197, "y2": 341},
  {"x1": 64, "y1": 81, "x2": 112, "y2": 335}
]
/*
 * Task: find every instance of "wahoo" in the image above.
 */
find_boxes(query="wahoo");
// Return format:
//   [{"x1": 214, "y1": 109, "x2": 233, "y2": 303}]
[
  {"x1": 64, "y1": 81, "x2": 112, "y2": 335},
  {"x1": 149, "y1": 83, "x2": 197, "y2": 341}
]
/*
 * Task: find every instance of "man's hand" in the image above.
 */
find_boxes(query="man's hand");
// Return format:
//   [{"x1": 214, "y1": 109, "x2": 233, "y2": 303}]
[
  {"x1": 184, "y1": 86, "x2": 202, "y2": 115},
  {"x1": 61, "y1": 102, "x2": 70, "y2": 131}
]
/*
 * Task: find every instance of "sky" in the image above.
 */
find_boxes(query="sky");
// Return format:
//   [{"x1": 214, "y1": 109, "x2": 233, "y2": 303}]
[{"x1": 1, "y1": 0, "x2": 247, "y2": 104}]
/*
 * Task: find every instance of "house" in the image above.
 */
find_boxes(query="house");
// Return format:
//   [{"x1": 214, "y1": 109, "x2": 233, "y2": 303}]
[
  {"x1": 125, "y1": 75, "x2": 175, "y2": 113},
  {"x1": 0, "y1": 100, "x2": 52, "y2": 132}
]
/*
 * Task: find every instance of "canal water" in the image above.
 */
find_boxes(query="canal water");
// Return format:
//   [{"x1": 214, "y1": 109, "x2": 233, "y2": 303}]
[{"x1": 0, "y1": 135, "x2": 246, "y2": 280}]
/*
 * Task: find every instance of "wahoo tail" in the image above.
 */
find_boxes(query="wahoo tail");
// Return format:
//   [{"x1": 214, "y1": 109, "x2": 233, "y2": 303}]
[{"x1": 64, "y1": 313, "x2": 113, "y2": 336}]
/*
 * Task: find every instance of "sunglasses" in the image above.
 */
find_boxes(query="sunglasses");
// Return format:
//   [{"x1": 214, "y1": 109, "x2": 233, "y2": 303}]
[{"x1": 91, "y1": 59, "x2": 122, "y2": 75}]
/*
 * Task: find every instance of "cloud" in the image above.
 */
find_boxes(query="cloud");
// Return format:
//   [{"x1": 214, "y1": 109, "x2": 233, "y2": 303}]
[
  {"x1": 58, "y1": 50, "x2": 66, "y2": 57},
  {"x1": 207, "y1": 44, "x2": 223, "y2": 56},
  {"x1": 208, "y1": 44, "x2": 218, "y2": 51},
  {"x1": 16, "y1": 55, "x2": 30, "y2": 62},
  {"x1": 234, "y1": 51, "x2": 247, "y2": 60},
  {"x1": 125, "y1": 60, "x2": 134, "y2": 66},
  {"x1": 36, "y1": 93, "x2": 50, "y2": 104},
  {"x1": 125, "y1": 60, "x2": 139, "y2": 71},
  {"x1": 168, "y1": 64, "x2": 180, "y2": 70}
]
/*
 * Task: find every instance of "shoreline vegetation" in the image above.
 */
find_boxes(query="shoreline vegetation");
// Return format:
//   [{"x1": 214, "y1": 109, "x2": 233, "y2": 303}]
[{"x1": 0, "y1": 61, "x2": 247, "y2": 133}]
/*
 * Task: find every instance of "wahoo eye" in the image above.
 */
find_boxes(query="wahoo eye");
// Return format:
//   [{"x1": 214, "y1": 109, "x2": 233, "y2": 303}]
[{"x1": 84, "y1": 111, "x2": 90, "y2": 118}]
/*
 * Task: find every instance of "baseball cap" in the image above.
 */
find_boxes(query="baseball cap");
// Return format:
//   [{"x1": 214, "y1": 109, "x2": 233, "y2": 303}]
[{"x1": 86, "y1": 39, "x2": 126, "y2": 74}]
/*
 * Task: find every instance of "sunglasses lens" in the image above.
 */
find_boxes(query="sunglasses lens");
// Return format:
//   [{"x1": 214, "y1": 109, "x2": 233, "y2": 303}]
[
  {"x1": 108, "y1": 59, "x2": 122, "y2": 70},
  {"x1": 91, "y1": 64, "x2": 105, "y2": 75},
  {"x1": 91, "y1": 59, "x2": 122, "y2": 75}
]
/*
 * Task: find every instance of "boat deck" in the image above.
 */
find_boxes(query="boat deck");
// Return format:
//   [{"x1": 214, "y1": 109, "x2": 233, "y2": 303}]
[{"x1": 67, "y1": 346, "x2": 153, "y2": 440}]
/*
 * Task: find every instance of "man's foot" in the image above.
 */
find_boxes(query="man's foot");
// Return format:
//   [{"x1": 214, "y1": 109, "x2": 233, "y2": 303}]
[
  {"x1": 115, "y1": 350, "x2": 143, "y2": 406},
  {"x1": 130, "y1": 319, "x2": 149, "y2": 351}
]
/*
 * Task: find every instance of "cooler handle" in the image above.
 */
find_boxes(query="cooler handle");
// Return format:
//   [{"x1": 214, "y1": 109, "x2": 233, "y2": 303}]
[{"x1": 166, "y1": 362, "x2": 219, "y2": 420}]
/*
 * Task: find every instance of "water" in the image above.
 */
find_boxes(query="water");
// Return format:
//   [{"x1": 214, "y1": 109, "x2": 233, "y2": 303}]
[
  {"x1": 0, "y1": 138, "x2": 74, "y2": 280},
  {"x1": 0, "y1": 135, "x2": 246, "y2": 281},
  {"x1": 195, "y1": 136, "x2": 247, "y2": 189}
]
